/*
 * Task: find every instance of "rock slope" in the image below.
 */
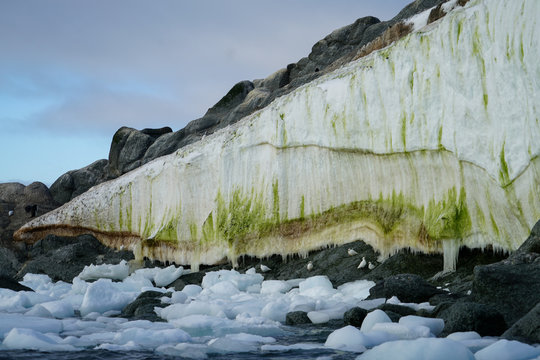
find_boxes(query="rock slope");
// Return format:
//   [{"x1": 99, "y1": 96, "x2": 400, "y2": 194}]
[{"x1": 15, "y1": 0, "x2": 540, "y2": 272}]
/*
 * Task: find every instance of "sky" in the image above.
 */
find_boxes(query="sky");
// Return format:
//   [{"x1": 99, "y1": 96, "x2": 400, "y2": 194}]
[{"x1": 0, "y1": 0, "x2": 411, "y2": 186}]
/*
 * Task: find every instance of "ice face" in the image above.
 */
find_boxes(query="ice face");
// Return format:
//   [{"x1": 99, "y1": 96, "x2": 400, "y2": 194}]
[{"x1": 15, "y1": 0, "x2": 540, "y2": 272}]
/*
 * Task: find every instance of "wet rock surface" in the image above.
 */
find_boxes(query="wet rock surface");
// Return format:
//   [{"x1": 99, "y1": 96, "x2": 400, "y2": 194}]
[
  {"x1": 15, "y1": 234, "x2": 134, "y2": 282},
  {"x1": 120, "y1": 291, "x2": 170, "y2": 322}
]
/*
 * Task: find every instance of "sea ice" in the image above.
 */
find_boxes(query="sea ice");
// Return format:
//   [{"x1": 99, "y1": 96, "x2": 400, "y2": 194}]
[
  {"x1": 337, "y1": 280, "x2": 376, "y2": 300},
  {"x1": 78, "y1": 260, "x2": 130, "y2": 281},
  {"x1": 260, "y1": 280, "x2": 292, "y2": 294},
  {"x1": 398, "y1": 315, "x2": 444, "y2": 336},
  {"x1": 0, "y1": 313, "x2": 62, "y2": 340},
  {"x1": 182, "y1": 284, "x2": 203, "y2": 297},
  {"x1": 356, "y1": 338, "x2": 475, "y2": 360},
  {"x1": 474, "y1": 339, "x2": 540, "y2": 360},
  {"x1": 360, "y1": 309, "x2": 392, "y2": 332},
  {"x1": 307, "y1": 311, "x2": 330, "y2": 324},
  {"x1": 79, "y1": 278, "x2": 137, "y2": 316},
  {"x1": 324, "y1": 325, "x2": 367, "y2": 352},
  {"x1": 153, "y1": 265, "x2": 184, "y2": 287},
  {"x1": 370, "y1": 322, "x2": 432, "y2": 340},
  {"x1": 2, "y1": 328, "x2": 76, "y2": 351},
  {"x1": 298, "y1": 276, "x2": 337, "y2": 298}
]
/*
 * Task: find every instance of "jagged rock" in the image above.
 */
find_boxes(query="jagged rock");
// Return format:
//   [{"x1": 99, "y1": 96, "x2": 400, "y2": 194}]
[
  {"x1": 343, "y1": 307, "x2": 368, "y2": 327},
  {"x1": 0, "y1": 247, "x2": 20, "y2": 278},
  {"x1": 368, "y1": 274, "x2": 444, "y2": 303},
  {"x1": 141, "y1": 126, "x2": 172, "y2": 138},
  {"x1": 108, "y1": 127, "x2": 156, "y2": 177},
  {"x1": 364, "y1": 251, "x2": 443, "y2": 282},
  {"x1": 0, "y1": 182, "x2": 58, "y2": 253},
  {"x1": 120, "y1": 291, "x2": 169, "y2": 322},
  {"x1": 0, "y1": 276, "x2": 33, "y2": 292},
  {"x1": 285, "y1": 311, "x2": 311, "y2": 325},
  {"x1": 472, "y1": 254, "x2": 540, "y2": 326},
  {"x1": 512, "y1": 220, "x2": 540, "y2": 255},
  {"x1": 50, "y1": 159, "x2": 108, "y2": 204},
  {"x1": 502, "y1": 302, "x2": 540, "y2": 344},
  {"x1": 377, "y1": 304, "x2": 417, "y2": 318},
  {"x1": 437, "y1": 302, "x2": 507, "y2": 336},
  {"x1": 17, "y1": 234, "x2": 134, "y2": 282}
]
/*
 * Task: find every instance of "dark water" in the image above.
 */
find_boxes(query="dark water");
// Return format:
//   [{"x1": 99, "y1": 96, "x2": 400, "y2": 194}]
[{"x1": 0, "y1": 323, "x2": 354, "y2": 360}]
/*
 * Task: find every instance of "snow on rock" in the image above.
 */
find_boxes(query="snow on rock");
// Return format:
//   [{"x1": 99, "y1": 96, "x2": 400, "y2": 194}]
[
  {"x1": 474, "y1": 339, "x2": 540, "y2": 360},
  {"x1": 78, "y1": 260, "x2": 130, "y2": 281},
  {"x1": 356, "y1": 338, "x2": 475, "y2": 360},
  {"x1": 324, "y1": 325, "x2": 368, "y2": 352},
  {"x1": 15, "y1": 0, "x2": 540, "y2": 272}
]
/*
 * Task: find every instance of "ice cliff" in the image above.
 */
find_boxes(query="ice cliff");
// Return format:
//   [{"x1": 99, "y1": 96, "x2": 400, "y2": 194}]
[{"x1": 15, "y1": 0, "x2": 540, "y2": 271}]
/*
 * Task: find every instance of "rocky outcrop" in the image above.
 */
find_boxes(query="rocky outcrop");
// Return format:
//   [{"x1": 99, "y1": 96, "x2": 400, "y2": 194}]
[
  {"x1": 0, "y1": 182, "x2": 58, "y2": 253},
  {"x1": 502, "y1": 302, "x2": 540, "y2": 344},
  {"x1": 50, "y1": 159, "x2": 108, "y2": 204},
  {"x1": 437, "y1": 301, "x2": 507, "y2": 336},
  {"x1": 16, "y1": 234, "x2": 134, "y2": 282},
  {"x1": 120, "y1": 291, "x2": 169, "y2": 322},
  {"x1": 368, "y1": 274, "x2": 444, "y2": 303}
]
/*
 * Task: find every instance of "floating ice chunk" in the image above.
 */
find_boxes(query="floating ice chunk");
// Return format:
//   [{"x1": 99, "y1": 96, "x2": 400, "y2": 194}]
[
  {"x1": 0, "y1": 291, "x2": 31, "y2": 312},
  {"x1": 361, "y1": 330, "x2": 401, "y2": 348},
  {"x1": 170, "y1": 315, "x2": 234, "y2": 337},
  {"x1": 260, "y1": 299, "x2": 290, "y2": 322},
  {"x1": 0, "y1": 314, "x2": 63, "y2": 340},
  {"x1": 262, "y1": 343, "x2": 326, "y2": 351},
  {"x1": 357, "y1": 338, "x2": 475, "y2": 360},
  {"x1": 386, "y1": 296, "x2": 435, "y2": 312},
  {"x1": 120, "y1": 273, "x2": 154, "y2": 292},
  {"x1": 21, "y1": 273, "x2": 52, "y2": 291},
  {"x1": 298, "y1": 276, "x2": 337, "y2": 298},
  {"x1": 371, "y1": 323, "x2": 432, "y2": 340},
  {"x1": 474, "y1": 339, "x2": 540, "y2": 360},
  {"x1": 357, "y1": 298, "x2": 386, "y2": 310},
  {"x1": 225, "y1": 333, "x2": 275, "y2": 344},
  {"x1": 95, "y1": 341, "x2": 141, "y2": 351},
  {"x1": 158, "y1": 301, "x2": 225, "y2": 321},
  {"x1": 360, "y1": 309, "x2": 392, "y2": 332},
  {"x1": 308, "y1": 311, "x2": 330, "y2": 324},
  {"x1": 170, "y1": 291, "x2": 188, "y2": 304},
  {"x1": 446, "y1": 331, "x2": 481, "y2": 341},
  {"x1": 79, "y1": 278, "x2": 137, "y2": 316},
  {"x1": 325, "y1": 325, "x2": 367, "y2": 353},
  {"x1": 459, "y1": 338, "x2": 498, "y2": 353},
  {"x1": 78, "y1": 260, "x2": 130, "y2": 281},
  {"x1": 245, "y1": 267, "x2": 257, "y2": 275},
  {"x1": 285, "y1": 278, "x2": 304, "y2": 288},
  {"x1": 261, "y1": 280, "x2": 292, "y2": 294},
  {"x1": 207, "y1": 337, "x2": 258, "y2": 353},
  {"x1": 2, "y1": 328, "x2": 76, "y2": 351},
  {"x1": 25, "y1": 304, "x2": 53, "y2": 318},
  {"x1": 201, "y1": 270, "x2": 263, "y2": 291},
  {"x1": 154, "y1": 265, "x2": 184, "y2": 287},
  {"x1": 182, "y1": 284, "x2": 203, "y2": 297},
  {"x1": 118, "y1": 319, "x2": 174, "y2": 330},
  {"x1": 208, "y1": 280, "x2": 240, "y2": 297},
  {"x1": 38, "y1": 299, "x2": 75, "y2": 319},
  {"x1": 156, "y1": 343, "x2": 209, "y2": 359},
  {"x1": 337, "y1": 280, "x2": 376, "y2": 300},
  {"x1": 399, "y1": 315, "x2": 444, "y2": 336},
  {"x1": 113, "y1": 327, "x2": 191, "y2": 349}
]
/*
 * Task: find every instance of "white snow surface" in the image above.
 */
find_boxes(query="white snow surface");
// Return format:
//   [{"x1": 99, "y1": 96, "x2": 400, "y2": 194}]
[{"x1": 17, "y1": 0, "x2": 540, "y2": 273}]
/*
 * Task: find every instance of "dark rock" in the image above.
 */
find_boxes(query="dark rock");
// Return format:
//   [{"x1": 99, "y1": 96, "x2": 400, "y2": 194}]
[
  {"x1": 0, "y1": 275, "x2": 33, "y2": 292},
  {"x1": 141, "y1": 130, "x2": 186, "y2": 164},
  {"x1": 368, "y1": 274, "x2": 444, "y2": 303},
  {"x1": 285, "y1": 311, "x2": 311, "y2": 325},
  {"x1": 108, "y1": 127, "x2": 156, "y2": 177},
  {"x1": 377, "y1": 304, "x2": 417, "y2": 318},
  {"x1": 0, "y1": 247, "x2": 21, "y2": 278},
  {"x1": 472, "y1": 255, "x2": 540, "y2": 326},
  {"x1": 364, "y1": 251, "x2": 443, "y2": 282},
  {"x1": 0, "y1": 182, "x2": 58, "y2": 253},
  {"x1": 140, "y1": 126, "x2": 172, "y2": 139},
  {"x1": 343, "y1": 307, "x2": 368, "y2": 327},
  {"x1": 121, "y1": 291, "x2": 169, "y2": 322},
  {"x1": 427, "y1": 4, "x2": 446, "y2": 24},
  {"x1": 17, "y1": 234, "x2": 134, "y2": 282},
  {"x1": 502, "y1": 302, "x2": 540, "y2": 344},
  {"x1": 50, "y1": 159, "x2": 108, "y2": 204},
  {"x1": 169, "y1": 271, "x2": 205, "y2": 290},
  {"x1": 437, "y1": 302, "x2": 507, "y2": 336}
]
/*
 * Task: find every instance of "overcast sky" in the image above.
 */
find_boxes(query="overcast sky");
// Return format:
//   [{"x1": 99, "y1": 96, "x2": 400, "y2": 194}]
[{"x1": 0, "y1": 0, "x2": 411, "y2": 186}]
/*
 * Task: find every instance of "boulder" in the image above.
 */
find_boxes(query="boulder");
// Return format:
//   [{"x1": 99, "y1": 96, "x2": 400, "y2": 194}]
[
  {"x1": 502, "y1": 302, "x2": 540, "y2": 344},
  {"x1": 437, "y1": 302, "x2": 507, "y2": 336},
  {"x1": 121, "y1": 291, "x2": 169, "y2": 322},
  {"x1": 368, "y1": 274, "x2": 444, "y2": 303},
  {"x1": 343, "y1": 307, "x2": 368, "y2": 327},
  {"x1": 49, "y1": 159, "x2": 108, "y2": 204},
  {"x1": 108, "y1": 127, "x2": 156, "y2": 177},
  {"x1": 472, "y1": 254, "x2": 540, "y2": 326},
  {"x1": 169, "y1": 271, "x2": 205, "y2": 290},
  {"x1": 141, "y1": 130, "x2": 187, "y2": 165},
  {"x1": 17, "y1": 234, "x2": 134, "y2": 282},
  {"x1": 285, "y1": 311, "x2": 311, "y2": 325},
  {"x1": 364, "y1": 251, "x2": 443, "y2": 281},
  {"x1": 0, "y1": 247, "x2": 20, "y2": 278}
]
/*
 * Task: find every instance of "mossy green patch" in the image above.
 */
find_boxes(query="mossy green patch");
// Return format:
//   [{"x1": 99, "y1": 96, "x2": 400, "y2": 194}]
[
  {"x1": 300, "y1": 195, "x2": 305, "y2": 220},
  {"x1": 499, "y1": 142, "x2": 510, "y2": 186},
  {"x1": 423, "y1": 187, "x2": 472, "y2": 240},
  {"x1": 272, "y1": 180, "x2": 280, "y2": 223}
]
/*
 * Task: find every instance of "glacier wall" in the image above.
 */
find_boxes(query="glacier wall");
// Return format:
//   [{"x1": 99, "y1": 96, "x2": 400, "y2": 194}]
[{"x1": 16, "y1": 0, "x2": 540, "y2": 271}]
